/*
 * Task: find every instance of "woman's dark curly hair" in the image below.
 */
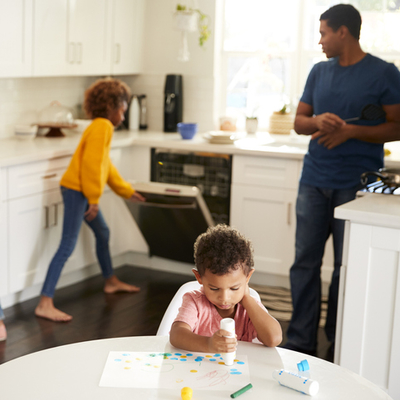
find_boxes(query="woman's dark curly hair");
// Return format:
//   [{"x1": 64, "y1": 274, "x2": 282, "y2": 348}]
[
  {"x1": 83, "y1": 77, "x2": 131, "y2": 119},
  {"x1": 194, "y1": 224, "x2": 254, "y2": 277}
]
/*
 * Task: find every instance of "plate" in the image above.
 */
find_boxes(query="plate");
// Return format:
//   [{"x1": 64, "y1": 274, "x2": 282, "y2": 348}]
[{"x1": 204, "y1": 131, "x2": 246, "y2": 144}]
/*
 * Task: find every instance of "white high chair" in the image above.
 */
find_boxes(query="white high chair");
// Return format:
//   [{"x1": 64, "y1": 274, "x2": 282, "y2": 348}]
[{"x1": 156, "y1": 281, "x2": 261, "y2": 336}]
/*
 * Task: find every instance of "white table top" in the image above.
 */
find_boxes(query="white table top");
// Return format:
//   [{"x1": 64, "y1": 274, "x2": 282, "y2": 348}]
[{"x1": 0, "y1": 336, "x2": 392, "y2": 399}]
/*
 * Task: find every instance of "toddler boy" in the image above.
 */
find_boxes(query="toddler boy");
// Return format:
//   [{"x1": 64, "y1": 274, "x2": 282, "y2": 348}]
[{"x1": 169, "y1": 225, "x2": 282, "y2": 353}]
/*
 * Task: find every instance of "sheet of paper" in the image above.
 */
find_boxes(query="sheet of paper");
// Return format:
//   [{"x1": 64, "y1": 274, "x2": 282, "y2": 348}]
[{"x1": 99, "y1": 351, "x2": 250, "y2": 389}]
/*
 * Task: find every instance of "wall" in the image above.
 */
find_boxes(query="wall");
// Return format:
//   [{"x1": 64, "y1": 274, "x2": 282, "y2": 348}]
[{"x1": 126, "y1": 0, "x2": 221, "y2": 132}]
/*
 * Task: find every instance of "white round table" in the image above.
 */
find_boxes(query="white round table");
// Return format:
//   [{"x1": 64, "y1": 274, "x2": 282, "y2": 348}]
[{"x1": 0, "y1": 336, "x2": 392, "y2": 399}]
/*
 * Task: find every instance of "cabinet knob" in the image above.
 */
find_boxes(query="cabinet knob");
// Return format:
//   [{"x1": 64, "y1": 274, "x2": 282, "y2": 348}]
[{"x1": 68, "y1": 42, "x2": 76, "y2": 64}]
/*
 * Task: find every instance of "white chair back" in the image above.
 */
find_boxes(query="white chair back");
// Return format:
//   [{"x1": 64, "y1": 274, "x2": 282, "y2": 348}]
[{"x1": 156, "y1": 281, "x2": 261, "y2": 336}]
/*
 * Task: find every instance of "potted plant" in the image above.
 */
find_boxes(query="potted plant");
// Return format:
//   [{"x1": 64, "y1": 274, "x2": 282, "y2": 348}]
[
  {"x1": 174, "y1": 3, "x2": 211, "y2": 48},
  {"x1": 245, "y1": 107, "x2": 259, "y2": 134}
]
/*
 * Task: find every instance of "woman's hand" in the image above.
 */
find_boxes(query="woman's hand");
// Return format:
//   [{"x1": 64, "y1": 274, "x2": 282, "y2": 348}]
[
  {"x1": 130, "y1": 191, "x2": 146, "y2": 202},
  {"x1": 84, "y1": 204, "x2": 99, "y2": 221}
]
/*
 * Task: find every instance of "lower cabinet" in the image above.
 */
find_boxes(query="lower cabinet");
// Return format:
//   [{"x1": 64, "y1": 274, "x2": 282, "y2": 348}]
[
  {"x1": 231, "y1": 183, "x2": 297, "y2": 276},
  {"x1": 0, "y1": 200, "x2": 8, "y2": 297},
  {"x1": 9, "y1": 189, "x2": 66, "y2": 292}
]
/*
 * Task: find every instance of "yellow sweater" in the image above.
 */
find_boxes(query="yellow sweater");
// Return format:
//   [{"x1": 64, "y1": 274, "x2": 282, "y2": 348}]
[{"x1": 60, "y1": 118, "x2": 134, "y2": 204}]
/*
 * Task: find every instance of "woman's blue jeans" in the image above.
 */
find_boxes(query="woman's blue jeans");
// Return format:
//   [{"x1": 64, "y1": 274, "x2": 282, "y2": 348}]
[
  {"x1": 41, "y1": 187, "x2": 114, "y2": 298},
  {"x1": 286, "y1": 182, "x2": 359, "y2": 352}
]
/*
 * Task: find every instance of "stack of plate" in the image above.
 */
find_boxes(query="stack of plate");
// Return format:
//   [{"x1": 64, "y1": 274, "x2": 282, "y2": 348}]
[{"x1": 204, "y1": 131, "x2": 238, "y2": 144}]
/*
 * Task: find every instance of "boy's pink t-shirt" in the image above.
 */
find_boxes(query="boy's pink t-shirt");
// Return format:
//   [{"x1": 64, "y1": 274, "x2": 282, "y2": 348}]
[{"x1": 173, "y1": 288, "x2": 268, "y2": 342}]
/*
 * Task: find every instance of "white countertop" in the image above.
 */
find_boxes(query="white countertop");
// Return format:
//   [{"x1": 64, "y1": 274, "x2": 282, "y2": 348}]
[
  {"x1": 335, "y1": 193, "x2": 400, "y2": 229},
  {"x1": 0, "y1": 130, "x2": 311, "y2": 167}
]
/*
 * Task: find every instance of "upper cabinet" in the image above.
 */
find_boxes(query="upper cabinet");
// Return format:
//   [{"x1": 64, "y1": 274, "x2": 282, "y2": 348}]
[
  {"x1": 0, "y1": 0, "x2": 33, "y2": 77},
  {"x1": 110, "y1": 0, "x2": 144, "y2": 75},
  {"x1": 33, "y1": 0, "x2": 109, "y2": 77}
]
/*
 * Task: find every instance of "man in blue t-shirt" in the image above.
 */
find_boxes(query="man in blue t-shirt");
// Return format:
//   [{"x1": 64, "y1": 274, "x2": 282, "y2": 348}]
[{"x1": 284, "y1": 4, "x2": 400, "y2": 357}]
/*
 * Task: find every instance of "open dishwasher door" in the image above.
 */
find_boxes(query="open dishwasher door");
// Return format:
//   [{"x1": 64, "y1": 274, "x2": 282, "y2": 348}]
[{"x1": 124, "y1": 181, "x2": 214, "y2": 264}]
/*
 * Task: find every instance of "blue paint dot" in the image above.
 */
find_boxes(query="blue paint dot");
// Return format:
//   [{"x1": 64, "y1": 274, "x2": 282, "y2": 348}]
[
  {"x1": 214, "y1": 353, "x2": 221, "y2": 357},
  {"x1": 237, "y1": 361, "x2": 245, "y2": 365},
  {"x1": 187, "y1": 353, "x2": 193, "y2": 357},
  {"x1": 209, "y1": 358, "x2": 216, "y2": 362},
  {"x1": 114, "y1": 359, "x2": 122, "y2": 362},
  {"x1": 171, "y1": 357, "x2": 178, "y2": 360},
  {"x1": 230, "y1": 369, "x2": 238, "y2": 371},
  {"x1": 231, "y1": 372, "x2": 242, "y2": 375},
  {"x1": 122, "y1": 353, "x2": 130, "y2": 356},
  {"x1": 180, "y1": 359, "x2": 187, "y2": 362},
  {"x1": 195, "y1": 358, "x2": 203, "y2": 362},
  {"x1": 174, "y1": 353, "x2": 182, "y2": 356}
]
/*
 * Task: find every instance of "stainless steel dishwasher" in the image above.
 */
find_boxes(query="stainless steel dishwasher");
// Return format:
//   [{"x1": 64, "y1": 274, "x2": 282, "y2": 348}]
[
  {"x1": 124, "y1": 181, "x2": 214, "y2": 264},
  {"x1": 151, "y1": 148, "x2": 232, "y2": 225}
]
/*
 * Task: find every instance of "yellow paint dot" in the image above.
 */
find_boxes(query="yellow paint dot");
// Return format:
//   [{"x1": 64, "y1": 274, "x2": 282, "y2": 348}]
[
  {"x1": 176, "y1": 379, "x2": 183, "y2": 383},
  {"x1": 205, "y1": 355, "x2": 212, "y2": 358},
  {"x1": 125, "y1": 360, "x2": 131, "y2": 363},
  {"x1": 218, "y1": 362, "x2": 225, "y2": 365},
  {"x1": 180, "y1": 355, "x2": 187, "y2": 358},
  {"x1": 154, "y1": 365, "x2": 160, "y2": 368},
  {"x1": 136, "y1": 358, "x2": 141, "y2": 361},
  {"x1": 124, "y1": 367, "x2": 131, "y2": 370},
  {"x1": 190, "y1": 370, "x2": 198, "y2": 373},
  {"x1": 234, "y1": 359, "x2": 239, "y2": 362}
]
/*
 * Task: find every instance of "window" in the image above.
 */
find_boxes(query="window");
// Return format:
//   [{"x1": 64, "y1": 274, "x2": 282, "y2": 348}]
[{"x1": 221, "y1": 0, "x2": 400, "y2": 130}]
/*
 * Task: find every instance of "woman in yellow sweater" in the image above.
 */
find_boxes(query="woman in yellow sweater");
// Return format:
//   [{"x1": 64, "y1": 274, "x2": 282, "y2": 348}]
[{"x1": 35, "y1": 78, "x2": 145, "y2": 322}]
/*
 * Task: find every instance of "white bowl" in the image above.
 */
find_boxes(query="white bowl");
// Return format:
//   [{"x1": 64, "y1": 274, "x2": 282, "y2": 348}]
[{"x1": 14, "y1": 124, "x2": 38, "y2": 139}]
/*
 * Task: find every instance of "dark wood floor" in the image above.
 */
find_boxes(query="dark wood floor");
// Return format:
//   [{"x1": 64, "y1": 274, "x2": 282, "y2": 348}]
[{"x1": 0, "y1": 265, "x2": 332, "y2": 365}]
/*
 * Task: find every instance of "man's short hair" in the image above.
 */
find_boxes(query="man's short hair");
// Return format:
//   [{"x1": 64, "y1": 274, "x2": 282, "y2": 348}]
[{"x1": 320, "y1": 4, "x2": 362, "y2": 40}]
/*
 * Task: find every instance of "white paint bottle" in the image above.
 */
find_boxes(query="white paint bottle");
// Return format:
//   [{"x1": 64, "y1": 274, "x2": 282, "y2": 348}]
[
  {"x1": 272, "y1": 369, "x2": 319, "y2": 396},
  {"x1": 220, "y1": 318, "x2": 236, "y2": 366}
]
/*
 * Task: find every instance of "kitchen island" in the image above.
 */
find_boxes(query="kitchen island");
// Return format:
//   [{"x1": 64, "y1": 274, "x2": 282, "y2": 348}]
[{"x1": 335, "y1": 194, "x2": 400, "y2": 398}]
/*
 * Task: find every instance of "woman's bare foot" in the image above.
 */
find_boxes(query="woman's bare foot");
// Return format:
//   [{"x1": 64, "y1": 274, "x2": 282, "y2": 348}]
[
  {"x1": 0, "y1": 320, "x2": 7, "y2": 341},
  {"x1": 35, "y1": 296, "x2": 72, "y2": 322},
  {"x1": 104, "y1": 275, "x2": 141, "y2": 294}
]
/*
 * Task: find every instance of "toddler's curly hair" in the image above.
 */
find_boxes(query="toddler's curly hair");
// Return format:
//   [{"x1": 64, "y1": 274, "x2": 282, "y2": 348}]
[
  {"x1": 194, "y1": 224, "x2": 254, "y2": 277},
  {"x1": 83, "y1": 77, "x2": 131, "y2": 119}
]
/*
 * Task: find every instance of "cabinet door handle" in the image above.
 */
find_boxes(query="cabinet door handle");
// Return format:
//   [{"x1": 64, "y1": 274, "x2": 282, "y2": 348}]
[
  {"x1": 77, "y1": 42, "x2": 82, "y2": 64},
  {"x1": 68, "y1": 42, "x2": 75, "y2": 63},
  {"x1": 42, "y1": 173, "x2": 57, "y2": 180},
  {"x1": 44, "y1": 206, "x2": 49, "y2": 229},
  {"x1": 53, "y1": 203, "x2": 58, "y2": 227},
  {"x1": 115, "y1": 43, "x2": 121, "y2": 64},
  {"x1": 287, "y1": 202, "x2": 292, "y2": 225}
]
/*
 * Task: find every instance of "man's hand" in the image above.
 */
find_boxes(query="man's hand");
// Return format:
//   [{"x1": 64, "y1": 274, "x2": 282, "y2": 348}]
[
  {"x1": 208, "y1": 329, "x2": 237, "y2": 353},
  {"x1": 84, "y1": 204, "x2": 99, "y2": 221},
  {"x1": 312, "y1": 123, "x2": 352, "y2": 150},
  {"x1": 314, "y1": 112, "x2": 346, "y2": 134}
]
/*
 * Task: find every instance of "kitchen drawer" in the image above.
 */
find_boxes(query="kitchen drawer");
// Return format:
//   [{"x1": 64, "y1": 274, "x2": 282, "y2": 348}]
[
  {"x1": 8, "y1": 156, "x2": 71, "y2": 199},
  {"x1": 232, "y1": 155, "x2": 302, "y2": 189}
]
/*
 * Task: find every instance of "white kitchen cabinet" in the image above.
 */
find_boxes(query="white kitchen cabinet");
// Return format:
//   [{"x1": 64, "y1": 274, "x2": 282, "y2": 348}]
[
  {"x1": 230, "y1": 155, "x2": 299, "y2": 276},
  {"x1": 8, "y1": 189, "x2": 65, "y2": 292},
  {"x1": 0, "y1": 168, "x2": 8, "y2": 297},
  {"x1": 0, "y1": 0, "x2": 32, "y2": 77},
  {"x1": 231, "y1": 183, "x2": 297, "y2": 275},
  {"x1": 110, "y1": 0, "x2": 144, "y2": 75},
  {"x1": 33, "y1": 0, "x2": 109, "y2": 77},
  {"x1": 335, "y1": 218, "x2": 400, "y2": 398}
]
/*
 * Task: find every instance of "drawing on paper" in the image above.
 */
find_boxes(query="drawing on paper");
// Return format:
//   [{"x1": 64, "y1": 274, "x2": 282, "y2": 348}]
[{"x1": 99, "y1": 351, "x2": 250, "y2": 389}]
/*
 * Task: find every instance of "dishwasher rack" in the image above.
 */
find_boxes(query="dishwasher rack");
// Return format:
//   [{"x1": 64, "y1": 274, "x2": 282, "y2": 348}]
[{"x1": 151, "y1": 149, "x2": 232, "y2": 225}]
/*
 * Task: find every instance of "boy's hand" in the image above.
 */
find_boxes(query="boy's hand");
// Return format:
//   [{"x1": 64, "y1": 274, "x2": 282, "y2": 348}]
[
  {"x1": 130, "y1": 191, "x2": 145, "y2": 202},
  {"x1": 208, "y1": 329, "x2": 237, "y2": 353},
  {"x1": 84, "y1": 204, "x2": 99, "y2": 221}
]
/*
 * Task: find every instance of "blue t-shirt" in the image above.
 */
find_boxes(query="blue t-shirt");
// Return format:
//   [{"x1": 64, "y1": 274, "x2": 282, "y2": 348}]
[{"x1": 300, "y1": 54, "x2": 400, "y2": 189}]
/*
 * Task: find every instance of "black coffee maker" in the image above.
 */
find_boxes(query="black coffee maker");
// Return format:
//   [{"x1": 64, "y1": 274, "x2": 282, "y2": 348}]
[{"x1": 164, "y1": 74, "x2": 183, "y2": 132}]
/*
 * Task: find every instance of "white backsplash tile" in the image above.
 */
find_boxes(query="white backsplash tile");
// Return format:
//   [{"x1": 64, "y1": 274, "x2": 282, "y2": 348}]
[{"x1": 0, "y1": 74, "x2": 216, "y2": 139}]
